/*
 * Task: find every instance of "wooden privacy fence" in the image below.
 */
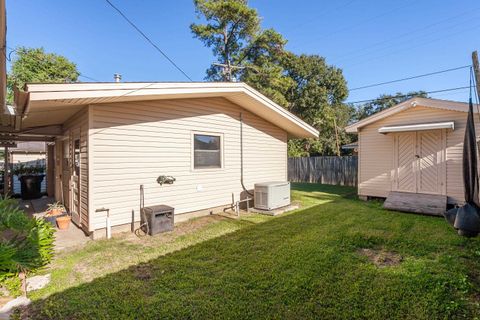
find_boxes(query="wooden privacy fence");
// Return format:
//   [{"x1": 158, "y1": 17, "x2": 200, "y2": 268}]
[{"x1": 288, "y1": 156, "x2": 358, "y2": 186}]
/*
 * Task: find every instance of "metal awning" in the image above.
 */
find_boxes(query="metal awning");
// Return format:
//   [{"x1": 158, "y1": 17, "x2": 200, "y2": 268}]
[{"x1": 378, "y1": 121, "x2": 454, "y2": 134}]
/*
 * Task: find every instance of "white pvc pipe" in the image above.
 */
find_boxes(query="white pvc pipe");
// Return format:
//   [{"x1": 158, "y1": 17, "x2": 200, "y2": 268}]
[{"x1": 106, "y1": 216, "x2": 111, "y2": 239}]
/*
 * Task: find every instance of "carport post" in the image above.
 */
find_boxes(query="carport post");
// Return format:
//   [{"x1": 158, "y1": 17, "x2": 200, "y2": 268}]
[{"x1": 3, "y1": 146, "x2": 9, "y2": 196}]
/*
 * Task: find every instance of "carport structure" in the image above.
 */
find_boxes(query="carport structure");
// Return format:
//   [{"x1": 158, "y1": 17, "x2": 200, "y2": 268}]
[{"x1": 2, "y1": 88, "x2": 81, "y2": 228}]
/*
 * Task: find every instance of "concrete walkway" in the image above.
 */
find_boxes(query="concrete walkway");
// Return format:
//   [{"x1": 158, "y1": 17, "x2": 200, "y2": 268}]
[
  {"x1": 18, "y1": 197, "x2": 90, "y2": 251},
  {"x1": 18, "y1": 196, "x2": 53, "y2": 218}
]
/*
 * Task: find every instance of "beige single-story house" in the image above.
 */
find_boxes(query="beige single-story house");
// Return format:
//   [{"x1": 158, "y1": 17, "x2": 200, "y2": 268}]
[
  {"x1": 346, "y1": 97, "x2": 478, "y2": 213},
  {"x1": 11, "y1": 82, "x2": 318, "y2": 238}
]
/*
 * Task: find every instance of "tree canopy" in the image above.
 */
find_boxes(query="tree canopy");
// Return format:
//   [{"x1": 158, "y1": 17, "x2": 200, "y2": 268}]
[
  {"x1": 191, "y1": 0, "x2": 352, "y2": 156},
  {"x1": 191, "y1": 0, "x2": 260, "y2": 81},
  {"x1": 7, "y1": 47, "x2": 80, "y2": 102},
  {"x1": 353, "y1": 90, "x2": 428, "y2": 121}
]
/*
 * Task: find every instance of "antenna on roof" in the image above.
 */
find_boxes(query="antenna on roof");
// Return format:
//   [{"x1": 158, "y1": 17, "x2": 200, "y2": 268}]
[{"x1": 114, "y1": 73, "x2": 122, "y2": 83}]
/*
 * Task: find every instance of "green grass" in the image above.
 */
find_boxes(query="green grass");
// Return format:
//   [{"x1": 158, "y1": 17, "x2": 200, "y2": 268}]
[{"x1": 21, "y1": 183, "x2": 480, "y2": 319}]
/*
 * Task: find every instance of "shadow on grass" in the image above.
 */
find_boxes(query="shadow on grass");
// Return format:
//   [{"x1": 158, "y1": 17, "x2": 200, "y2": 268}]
[{"x1": 20, "y1": 185, "x2": 480, "y2": 320}]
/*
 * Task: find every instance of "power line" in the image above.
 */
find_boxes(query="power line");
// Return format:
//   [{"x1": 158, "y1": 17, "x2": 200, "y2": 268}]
[
  {"x1": 330, "y1": 7, "x2": 479, "y2": 65},
  {"x1": 290, "y1": 0, "x2": 417, "y2": 50},
  {"x1": 104, "y1": 0, "x2": 193, "y2": 81},
  {"x1": 342, "y1": 21, "x2": 480, "y2": 71},
  {"x1": 350, "y1": 65, "x2": 471, "y2": 91},
  {"x1": 347, "y1": 86, "x2": 470, "y2": 104},
  {"x1": 79, "y1": 74, "x2": 100, "y2": 82}
]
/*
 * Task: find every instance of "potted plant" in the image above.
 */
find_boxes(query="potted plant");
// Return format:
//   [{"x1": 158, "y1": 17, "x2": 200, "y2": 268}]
[
  {"x1": 56, "y1": 214, "x2": 71, "y2": 230},
  {"x1": 12, "y1": 161, "x2": 46, "y2": 200},
  {"x1": 44, "y1": 202, "x2": 66, "y2": 226}
]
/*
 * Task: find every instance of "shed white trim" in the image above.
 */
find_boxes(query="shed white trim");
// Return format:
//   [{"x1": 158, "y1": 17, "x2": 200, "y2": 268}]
[{"x1": 378, "y1": 121, "x2": 454, "y2": 134}]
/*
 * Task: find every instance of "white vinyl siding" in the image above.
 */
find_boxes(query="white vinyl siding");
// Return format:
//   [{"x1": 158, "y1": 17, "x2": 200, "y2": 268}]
[
  {"x1": 89, "y1": 97, "x2": 287, "y2": 230},
  {"x1": 358, "y1": 105, "x2": 480, "y2": 204}
]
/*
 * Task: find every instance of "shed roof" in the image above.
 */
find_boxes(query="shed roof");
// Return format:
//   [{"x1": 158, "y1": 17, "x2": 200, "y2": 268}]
[
  {"x1": 15, "y1": 82, "x2": 319, "y2": 139},
  {"x1": 341, "y1": 142, "x2": 358, "y2": 150},
  {"x1": 345, "y1": 97, "x2": 471, "y2": 133},
  {"x1": 10, "y1": 141, "x2": 46, "y2": 153}
]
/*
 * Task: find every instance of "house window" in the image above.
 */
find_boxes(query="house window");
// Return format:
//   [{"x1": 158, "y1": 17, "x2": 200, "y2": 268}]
[
  {"x1": 193, "y1": 134, "x2": 222, "y2": 169},
  {"x1": 74, "y1": 139, "x2": 80, "y2": 176}
]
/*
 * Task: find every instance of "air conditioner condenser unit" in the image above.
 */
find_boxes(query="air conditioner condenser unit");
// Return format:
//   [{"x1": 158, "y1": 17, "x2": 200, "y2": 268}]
[{"x1": 254, "y1": 181, "x2": 290, "y2": 210}]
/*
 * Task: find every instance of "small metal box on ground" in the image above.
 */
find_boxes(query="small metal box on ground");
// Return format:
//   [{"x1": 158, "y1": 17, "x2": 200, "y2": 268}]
[{"x1": 141, "y1": 205, "x2": 174, "y2": 235}]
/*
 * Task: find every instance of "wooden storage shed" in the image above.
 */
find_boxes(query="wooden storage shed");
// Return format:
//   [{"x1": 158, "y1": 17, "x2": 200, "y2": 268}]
[
  {"x1": 346, "y1": 97, "x2": 478, "y2": 215},
  {"x1": 13, "y1": 82, "x2": 318, "y2": 238}
]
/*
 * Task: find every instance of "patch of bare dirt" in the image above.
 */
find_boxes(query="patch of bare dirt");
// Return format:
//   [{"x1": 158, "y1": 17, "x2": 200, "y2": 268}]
[
  {"x1": 123, "y1": 214, "x2": 227, "y2": 245},
  {"x1": 134, "y1": 263, "x2": 153, "y2": 281},
  {"x1": 358, "y1": 248, "x2": 403, "y2": 268}
]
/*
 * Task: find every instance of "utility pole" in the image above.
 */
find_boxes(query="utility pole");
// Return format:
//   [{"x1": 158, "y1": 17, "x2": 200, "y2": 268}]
[
  {"x1": 0, "y1": 0, "x2": 6, "y2": 113},
  {"x1": 212, "y1": 63, "x2": 261, "y2": 82},
  {"x1": 0, "y1": 0, "x2": 8, "y2": 197},
  {"x1": 213, "y1": 63, "x2": 245, "y2": 82},
  {"x1": 473, "y1": 51, "x2": 480, "y2": 99}
]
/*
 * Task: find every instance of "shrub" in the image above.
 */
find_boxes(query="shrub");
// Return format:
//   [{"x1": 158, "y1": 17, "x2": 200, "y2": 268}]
[
  {"x1": 0, "y1": 197, "x2": 55, "y2": 294},
  {"x1": 11, "y1": 161, "x2": 46, "y2": 176}
]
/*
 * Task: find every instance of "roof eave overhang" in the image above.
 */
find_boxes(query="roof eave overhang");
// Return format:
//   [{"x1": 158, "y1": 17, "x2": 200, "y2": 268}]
[
  {"x1": 24, "y1": 82, "x2": 319, "y2": 139},
  {"x1": 378, "y1": 121, "x2": 455, "y2": 134}
]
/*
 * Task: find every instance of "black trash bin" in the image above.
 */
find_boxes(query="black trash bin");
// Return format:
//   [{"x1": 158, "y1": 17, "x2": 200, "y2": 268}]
[
  {"x1": 141, "y1": 205, "x2": 174, "y2": 235},
  {"x1": 19, "y1": 175, "x2": 45, "y2": 200}
]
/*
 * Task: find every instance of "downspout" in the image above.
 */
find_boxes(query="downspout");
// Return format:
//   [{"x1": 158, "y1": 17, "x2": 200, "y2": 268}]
[{"x1": 240, "y1": 112, "x2": 253, "y2": 197}]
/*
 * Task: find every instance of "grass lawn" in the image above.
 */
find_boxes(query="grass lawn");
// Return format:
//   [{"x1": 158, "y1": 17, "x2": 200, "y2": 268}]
[{"x1": 21, "y1": 183, "x2": 480, "y2": 319}]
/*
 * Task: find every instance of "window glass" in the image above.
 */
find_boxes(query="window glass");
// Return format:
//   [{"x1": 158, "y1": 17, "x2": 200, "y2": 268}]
[
  {"x1": 194, "y1": 134, "x2": 221, "y2": 169},
  {"x1": 74, "y1": 139, "x2": 80, "y2": 176}
]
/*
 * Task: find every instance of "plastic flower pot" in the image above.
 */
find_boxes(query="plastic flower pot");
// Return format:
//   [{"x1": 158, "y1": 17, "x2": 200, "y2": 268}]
[
  {"x1": 49, "y1": 208, "x2": 63, "y2": 216},
  {"x1": 56, "y1": 215, "x2": 71, "y2": 230},
  {"x1": 44, "y1": 213, "x2": 66, "y2": 227}
]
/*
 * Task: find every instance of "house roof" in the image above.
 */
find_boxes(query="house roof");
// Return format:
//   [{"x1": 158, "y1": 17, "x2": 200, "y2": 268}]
[
  {"x1": 345, "y1": 97, "x2": 471, "y2": 133},
  {"x1": 341, "y1": 142, "x2": 358, "y2": 150},
  {"x1": 10, "y1": 141, "x2": 46, "y2": 153},
  {"x1": 15, "y1": 82, "x2": 319, "y2": 139}
]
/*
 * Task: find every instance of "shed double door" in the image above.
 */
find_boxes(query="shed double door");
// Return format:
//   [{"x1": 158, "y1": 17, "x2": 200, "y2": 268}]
[{"x1": 392, "y1": 130, "x2": 446, "y2": 195}]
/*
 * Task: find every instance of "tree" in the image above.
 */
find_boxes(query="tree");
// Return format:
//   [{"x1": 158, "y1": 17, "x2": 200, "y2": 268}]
[
  {"x1": 282, "y1": 54, "x2": 351, "y2": 156},
  {"x1": 191, "y1": 0, "x2": 352, "y2": 156},
  {"x1": 7, "y1": 47, "x2": 80, "y2": 102},
  {"x1": 354, "y1": 90, "x2": 428, "y2": 120},
  {"x1": 191, "y1": 1, "x2": 291, "y2": 103},
  {"x1": 191, "y1": 0, "x2": 259, "y2": 81},
  {"x1": 240, "y1": 29, "x2": 294, "y2": 107}
]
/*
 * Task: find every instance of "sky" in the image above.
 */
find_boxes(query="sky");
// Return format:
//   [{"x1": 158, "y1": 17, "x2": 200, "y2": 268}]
[{"x1": 5, "y1": 0, "x2": 480, "y2": 104}]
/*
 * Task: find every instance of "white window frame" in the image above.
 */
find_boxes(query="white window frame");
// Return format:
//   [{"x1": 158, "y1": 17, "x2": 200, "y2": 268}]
[{"x1": 191, "y1": 131, "x2": 224, "y2": 171}]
